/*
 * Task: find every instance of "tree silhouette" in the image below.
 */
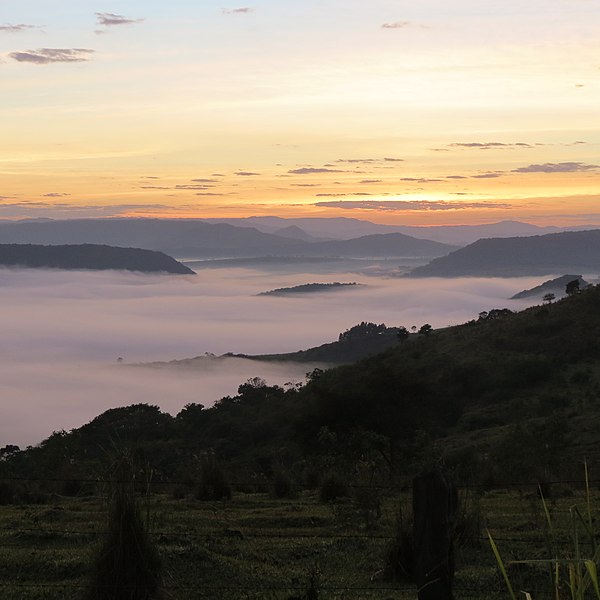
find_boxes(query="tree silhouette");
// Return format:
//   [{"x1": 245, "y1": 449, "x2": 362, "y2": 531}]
[{"x1": 566, "y1": 279, "x2": 580, "y2": 296}]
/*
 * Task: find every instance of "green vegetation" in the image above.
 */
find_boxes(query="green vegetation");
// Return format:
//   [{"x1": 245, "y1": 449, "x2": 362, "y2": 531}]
[
  {"x1": 4, "y1": 285, "x2": 600, "y2": 597},
  {"x1": 1, "y1": 481, "x2": 600, "y2": 599}
]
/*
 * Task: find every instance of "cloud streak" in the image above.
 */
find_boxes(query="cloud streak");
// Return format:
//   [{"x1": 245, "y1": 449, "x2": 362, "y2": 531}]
[
  {"x1": 0, "y1": 23, "x2": 36, "y2": 33},
  {"x1": 449, "y1": 142, "x2": 535, "y2": 150},
  {"x1": 381, "y1": 21, "x2": 411, "y2": 29},
  {"x1": 9, "y1": 48, "x2": 94, "y2": 64},
  {"x1": 512, "y1": 162, "x2": 599, "y2": 173},
  {"x1": 96, "y1": 13, "x2": 144, "y2": 26},
  {"x1": 222, "y1": 7, "x2": 254, "y2": 14},
  {"x1": 314, "y1": 200, "x2": 511, "y2": 211},
  {"x1": 288, "y1": 168, "x2": 345, "y2": 174}
]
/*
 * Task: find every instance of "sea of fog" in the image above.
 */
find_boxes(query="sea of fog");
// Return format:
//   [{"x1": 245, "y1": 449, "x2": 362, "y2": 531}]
[{"x1": 0, "y1": 265, "x2": 548, "y2": 447}]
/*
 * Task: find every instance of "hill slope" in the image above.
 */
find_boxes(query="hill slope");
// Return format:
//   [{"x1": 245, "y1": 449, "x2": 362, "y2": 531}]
[
  {"x1": 510, "y1": 274, "x2": 590, "y2": 299},
  {"x1": 281, "y1": 232, "x2": 456, "y2": 258},
  {"x1": 5, "y1": 286, "x2": 600, "y2": 486},
  {"x1": 0, "y1": 244, "x2": 194, "y2": 274},
  {"x1": 409, "y1": 229, "x2": 600, "y2": 277}
]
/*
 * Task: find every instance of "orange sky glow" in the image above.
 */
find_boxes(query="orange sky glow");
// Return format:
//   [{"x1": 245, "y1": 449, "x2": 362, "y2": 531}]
[{"x1": 1, "y1": 0, "x2": 598, "y2": 226}]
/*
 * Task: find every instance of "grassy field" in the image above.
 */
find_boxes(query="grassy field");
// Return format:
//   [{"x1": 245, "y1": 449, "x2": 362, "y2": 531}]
[{"x1": 1, "y1": 481, "x2": 599, "y2": 599}]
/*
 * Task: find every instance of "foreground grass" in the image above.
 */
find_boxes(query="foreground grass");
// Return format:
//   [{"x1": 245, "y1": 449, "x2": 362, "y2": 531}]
[{"x1": 0, "y1": 485, "x2": 598, "y2": 599}]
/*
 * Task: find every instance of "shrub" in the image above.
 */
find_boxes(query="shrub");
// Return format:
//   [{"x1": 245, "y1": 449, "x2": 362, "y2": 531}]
[
  {"x1": 318, "y1": 473, "x2": 348, "y2": 503},
  {"x1": 271, "y1": 470, "x2": 295, "y2": 498},
  {"x1": 85, "y1": 457, "x2": 163, "y2": 600},
  {"x1": 195, "y1": 453, "x2": 231, "y2": 501}
]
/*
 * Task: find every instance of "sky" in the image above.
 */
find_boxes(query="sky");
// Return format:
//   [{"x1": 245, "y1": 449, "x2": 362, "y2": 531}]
[
  {"x1": 1, "y1": 0, "x2": 599, "y2": 226},
  {"x1": 0, "y1": 266, "x2": 544, "y2": 446}
]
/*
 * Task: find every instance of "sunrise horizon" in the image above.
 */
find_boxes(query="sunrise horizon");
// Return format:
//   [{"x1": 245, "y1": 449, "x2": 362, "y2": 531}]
[{"x1": 2, "y1": 0, "x2": 598, "y2": 226}]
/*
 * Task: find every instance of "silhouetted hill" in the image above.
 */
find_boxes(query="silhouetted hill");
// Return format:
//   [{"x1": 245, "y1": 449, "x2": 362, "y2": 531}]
[
  {"x1": 283, "y1": 232, "x2": 456, "y2": 258},
  {"x1": 258, "y1": 282, "x2": 361, "y2": 296},
  {"x1": 0, "y1": 244, "x2": 194, "y2": 274},
  {"x1": 409, "y1": 230, "x2": 600, "y2": 277},
  {"x1": 272, "y1": 225, "x2": 318, "y2": 241},
  {"x1": 511, "y1": 274, "x2": 590, "y2": 299}
]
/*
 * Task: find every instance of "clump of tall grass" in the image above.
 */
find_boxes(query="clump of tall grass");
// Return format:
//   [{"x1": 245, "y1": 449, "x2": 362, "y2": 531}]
[
  {"x1": 271, "y1": 469, "x2": 296, "y2": 498},
  {"x1": 195, "y1": 452, "x2": 231, "y2": 501},
  {"x1": 381, "y1": 503, "x2": 415, "y2": 582},
  {"x1": 318, "y1": 472, "x2": 348, "y2": 503},
  {"x1": 84, "y1": 456, "x2": 163, "y2": 600},
  {"x1": 489, "y1": 462, "x2": 600, "y2": 599}
]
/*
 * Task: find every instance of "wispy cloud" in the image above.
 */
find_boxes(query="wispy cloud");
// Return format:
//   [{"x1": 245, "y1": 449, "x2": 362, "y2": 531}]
[
  {"x1": 449, "y1": 142, "x2": 534, "y2": 150},
  {"x1": 512, "y1": 162, "x2": 599, "y2": 173},
  {"x1": 235, "y1": 171, "x2": 260, "y2": 176},
  {"x1": 314, "y1": 200, "x2": 511, "y2": 211},
  {"x1": 222, "y1": 7, "x2": 254, "y2": 14},
  {"x1": 43, "y1": 193, "x2": 70, "y2": 197},
  {"x1": 175, "y1": 184, "x2": 215, "y2": 190},
  {"x1": 400, "y1": 177, "x2": 443, "y2": 183},
  {"x1": 0, "y1": 23, "x2": 37, "y2": 33},
  {"x1": 315, "y1": 193, "x2": 373, "y2": 197},
  {"x1": 288, "y1": 168, "x2": 345, "y2": 175},
  {"x1": 9, "y1": 48, "x2": 94, "y2": 64},
  {"x1": 381, "y1": 21, "x2": 411, "y2": 29},
  {"x1": 336, "y1": 158, "x2": 378, "y2": 164},
  {"x1": 471, "y1": 172, "x2": 503, "y2": 179},
  {"x1": 335, "y1": 157, "x2": 403, "y2": 164},
  {"x1": 95, "y1": 13, "x2": 144, "y2": 27}
]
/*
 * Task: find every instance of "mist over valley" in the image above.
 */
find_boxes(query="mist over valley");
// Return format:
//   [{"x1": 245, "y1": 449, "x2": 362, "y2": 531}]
[{"x1": 0, "y1": 264, "x2": 546, "y2": 447}]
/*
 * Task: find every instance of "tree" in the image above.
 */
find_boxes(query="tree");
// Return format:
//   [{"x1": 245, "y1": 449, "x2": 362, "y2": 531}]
[
  {"x1": 339, "y1": 322, "x2": 387, "y2": 342},
  {"x1": 542, "y1": 292, "x2": 555, "y2": 305},
  {"x1": 566, "y1": 279, "x2": 580, "y2": 296},
  {"x1": 419, "y1": 324, "x2": 433, "y2": 335},
  {"x1": 397, "y1": 326, "x2": 409, "y2": 341},
  {"x1": 85, "y1": 456, "x2": 163, "y2": 600}
]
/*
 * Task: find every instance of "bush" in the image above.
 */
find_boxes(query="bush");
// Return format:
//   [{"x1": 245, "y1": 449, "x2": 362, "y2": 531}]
[
  {"x1": 271, "y1": 470, "x2": 295, "y2": 498},
  {"x1": 195, "y1": 453, "x2": 231, "y2": 501},
  {"x1": 85, "y1": 458, "x2": 163, "y2": 600},
  {"x1": 318, "y1": 473, "x2": 348, "y2": 503}
]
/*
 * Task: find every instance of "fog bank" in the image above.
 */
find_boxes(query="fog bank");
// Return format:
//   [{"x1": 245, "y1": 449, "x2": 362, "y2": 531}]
[{"x1": 0, "y1": 267, "x2": 546, "y2": 446}]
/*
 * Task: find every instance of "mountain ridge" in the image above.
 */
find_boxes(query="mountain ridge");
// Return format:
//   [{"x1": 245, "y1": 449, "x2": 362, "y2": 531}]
[
  {"x1": 408, "y1": 229, "x2": 600, "y2": 277},
  {"x1": 0, "y1": 243, "x2": 194, "y2": 274}
]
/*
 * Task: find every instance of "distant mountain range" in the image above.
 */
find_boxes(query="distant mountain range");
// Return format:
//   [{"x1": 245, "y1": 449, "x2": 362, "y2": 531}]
[
  {"x1": 0, "y1": 217, "x2": 598, "y2": 263},
  {"x1": 409, "y1": 230, "x2": 600, "y2": 277},
  {"x1": 0, "y1": 244, "x2": 194, "y2": 274},
  {"x1": 0, "y1": 218, "x2": 455, "y2": 259},
  {"x1": 201, "y1": 216, "x2": 599, "y2": 245}
]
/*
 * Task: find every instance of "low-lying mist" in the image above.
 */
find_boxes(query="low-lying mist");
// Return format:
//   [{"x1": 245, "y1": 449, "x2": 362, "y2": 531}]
[{"x1": 0, "y1": 266, "x2": 546, "y2": 447}]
